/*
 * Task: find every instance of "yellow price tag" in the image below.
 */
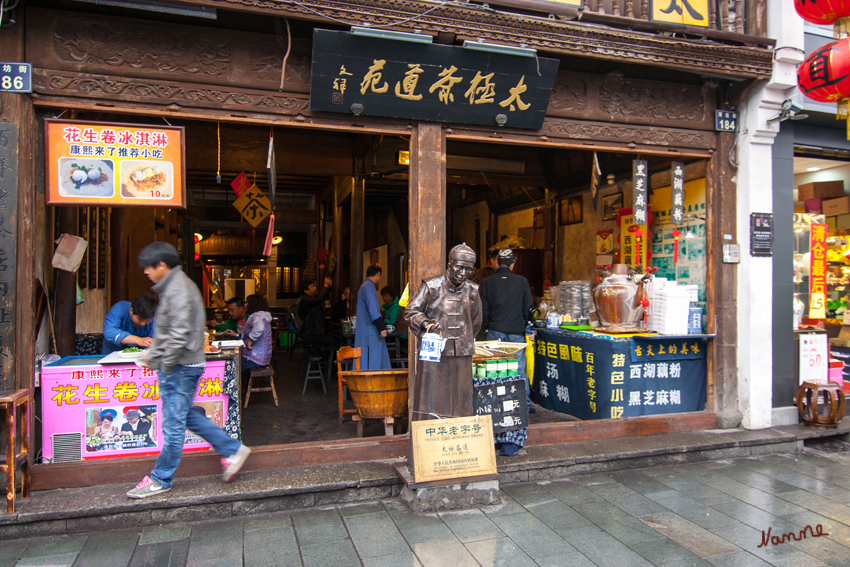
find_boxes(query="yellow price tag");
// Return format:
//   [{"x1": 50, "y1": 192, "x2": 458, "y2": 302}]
[{"x1": 809, "y1": 292, "x2": 826, "y2": 319}]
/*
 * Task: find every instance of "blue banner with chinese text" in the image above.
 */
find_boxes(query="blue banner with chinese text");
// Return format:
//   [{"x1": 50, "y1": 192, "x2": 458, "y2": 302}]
[{"x1": 533, "y1": 329, "x2": 706, "y2": 420}]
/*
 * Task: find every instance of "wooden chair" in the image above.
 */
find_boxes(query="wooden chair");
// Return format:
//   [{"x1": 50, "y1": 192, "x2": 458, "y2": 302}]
[
  {"x1": 0, "y1": 389, "x2": 30, "y2": 513},
  {"x1": 337, "y1": 346, "x2": 360, "y2": 423},
  {"x1": 244, "y1": 366, "x2": 278, "y2": 408}
]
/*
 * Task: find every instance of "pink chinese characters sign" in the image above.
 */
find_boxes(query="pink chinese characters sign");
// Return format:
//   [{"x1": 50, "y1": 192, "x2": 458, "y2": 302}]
[{"x1": 41, "y1": 359, "x2": 228, "y2": 461}]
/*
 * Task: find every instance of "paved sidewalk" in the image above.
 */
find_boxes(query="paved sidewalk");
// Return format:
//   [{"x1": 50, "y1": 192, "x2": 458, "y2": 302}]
[{"x1": 2, "y1": 448, "x2": 850, "y2": 567}]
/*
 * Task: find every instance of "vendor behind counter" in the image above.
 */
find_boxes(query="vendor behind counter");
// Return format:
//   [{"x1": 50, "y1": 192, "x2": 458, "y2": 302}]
[{"x1": 101, "y1": 295, "x2": 157, "y2": 355}]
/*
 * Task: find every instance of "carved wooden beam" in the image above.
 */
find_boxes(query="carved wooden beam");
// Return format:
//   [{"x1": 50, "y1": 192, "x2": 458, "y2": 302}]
[{"x1": 181, "y1": 0, "x2": 773, "y2": 79}]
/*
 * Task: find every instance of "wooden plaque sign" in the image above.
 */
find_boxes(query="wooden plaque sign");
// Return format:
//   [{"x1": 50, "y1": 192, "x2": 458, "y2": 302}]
[
  {"x1": 45, "y1": 119, "x2": 185, "y2": 208},
  {"x1": 411, "y1": 415, "x2": 497, "y2": 483},
  {"x1": 311, "y1": 29, "x2": 559, "y2": 130}
]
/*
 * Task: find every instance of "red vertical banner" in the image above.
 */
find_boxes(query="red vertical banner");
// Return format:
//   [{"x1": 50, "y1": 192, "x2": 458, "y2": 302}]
[{"x1": 809, "y1": 223, "x2": 828, "y2": 319}]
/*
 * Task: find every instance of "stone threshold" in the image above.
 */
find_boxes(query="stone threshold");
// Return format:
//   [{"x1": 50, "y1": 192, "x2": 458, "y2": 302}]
[{"x1": 0, "y1": 421, "x2": 847, "y2": 539}]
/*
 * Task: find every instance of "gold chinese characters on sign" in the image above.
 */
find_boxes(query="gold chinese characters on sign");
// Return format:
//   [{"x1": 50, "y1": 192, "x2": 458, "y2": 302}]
[
  {"x1": 233, "y1": 185, "x2": 272, "y2": 228},
  {"x1": 411, "y1": 415, "x2": 497, "y2": 483},
  {"x1": 340, "y1": 59, "x2": 534, "y2": 112}
]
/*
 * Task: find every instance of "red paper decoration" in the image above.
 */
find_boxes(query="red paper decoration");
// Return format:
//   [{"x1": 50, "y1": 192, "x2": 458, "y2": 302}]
[{"x1": 794, "y1": 0, "x2": 850, "y2": 28}]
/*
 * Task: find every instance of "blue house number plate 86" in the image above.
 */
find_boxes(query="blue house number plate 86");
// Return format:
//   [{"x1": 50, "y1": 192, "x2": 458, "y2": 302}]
[{"x1": 0, "y1": 63, "x2": 31, "y2": 94}]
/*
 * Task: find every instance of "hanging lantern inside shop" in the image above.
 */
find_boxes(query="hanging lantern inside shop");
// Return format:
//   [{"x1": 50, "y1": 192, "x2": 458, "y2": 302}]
[
  {"x1": 798, "y1": 38, "x2": 850, "y2": 138},
  {"x1": 795, "y1": 0, "x2": 850, "y2": 35}
]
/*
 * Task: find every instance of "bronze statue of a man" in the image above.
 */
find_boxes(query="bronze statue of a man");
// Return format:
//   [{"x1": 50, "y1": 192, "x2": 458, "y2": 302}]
[{"x1": 405, "y1": 243, "x2": 483, "y2": 421}]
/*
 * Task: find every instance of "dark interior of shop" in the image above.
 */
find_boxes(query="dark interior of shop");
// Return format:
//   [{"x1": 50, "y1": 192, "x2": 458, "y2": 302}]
[{"x1": 47, "y1": 108, "x2": 697, "y2": 445}]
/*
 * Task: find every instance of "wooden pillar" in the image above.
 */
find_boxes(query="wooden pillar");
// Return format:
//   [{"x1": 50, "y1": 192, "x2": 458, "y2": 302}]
[
  {"x1": 407, "y1": 122, "x2": 445, "y2": 470},
  {"x1": 332, "y1": 177, "x2": 348, "y2": 302},
  {"x1": 55, "y1": 207, "x2": 77, "y2": 358},
  {"x1": 350, "y1": 177, "x2": 365, "y2": 309},
  {"x1": 544, "y1": 188, "x2": 555, "y2": 282},
  {"x1": 1, "y1": 9, "x2": 35, "y2": 391},
  {"x1": 110, "y1": 208, "x2": 127, "y2": 304},
  {"x1": 409, "y1": 123, "x2": 446, "y2": 287},
  {"x1": 707, "y1": 132, "x2": 737, "y2": 415}
]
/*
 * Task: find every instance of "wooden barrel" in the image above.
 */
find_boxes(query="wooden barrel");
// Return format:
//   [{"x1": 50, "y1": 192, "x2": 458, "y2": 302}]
[{"x1": 346, "y1": 370, "x2": 409, "y2": 419}]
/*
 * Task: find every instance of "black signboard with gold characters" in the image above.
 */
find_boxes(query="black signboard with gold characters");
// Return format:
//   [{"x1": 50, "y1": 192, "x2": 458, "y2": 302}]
[
  {"x1": 534, "y1": 329, "x2": 706, "y2": 420},
  {"x1": 310, "y1": 29, "x2": 560, "y2": 130}
]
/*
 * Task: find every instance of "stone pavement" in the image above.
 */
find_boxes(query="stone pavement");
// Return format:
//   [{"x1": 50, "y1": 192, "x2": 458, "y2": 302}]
[{"x1": 2, "y1": 447, "x2": 850, "y2": 566}]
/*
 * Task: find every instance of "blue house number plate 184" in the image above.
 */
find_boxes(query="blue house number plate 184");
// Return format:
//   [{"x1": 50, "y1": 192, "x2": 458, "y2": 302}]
[{"x1": 715, "y1": 110, "x2": 737, "y2": 132}]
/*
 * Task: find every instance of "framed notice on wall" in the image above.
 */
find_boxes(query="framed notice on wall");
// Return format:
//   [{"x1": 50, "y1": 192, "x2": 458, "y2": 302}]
[{"x1": 44, "y1": 119, "x2": 185, "y2": 208}]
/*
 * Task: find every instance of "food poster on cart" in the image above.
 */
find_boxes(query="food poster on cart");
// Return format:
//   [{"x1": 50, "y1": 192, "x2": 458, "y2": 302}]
[
  {"x1": 44, "y1": 119, "x2": 185, "y2": 208},
  {"x1": 41, "y1": 359, "x2": 227, "y2": 460},
  {"x1": 533, "y1": 331, "x2": 706, "y2": 420},
  {"x1": 649, "y1": 178, "x2": 707, "y2": 305}
]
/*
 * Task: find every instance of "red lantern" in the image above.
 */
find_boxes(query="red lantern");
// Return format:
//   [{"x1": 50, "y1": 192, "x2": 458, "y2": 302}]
[
  {"x1": 799, "y1": 38, "x2": 850, "y2": 138},
  {"x1": 799, "y1": 39, "x2": 850, "y2": 102},
  {"x1": 795, "y1": 0, "x2": 850, "y2": 32},
  {"x1": 194, "y1": 252, "x2": 200, "y2": 261}
]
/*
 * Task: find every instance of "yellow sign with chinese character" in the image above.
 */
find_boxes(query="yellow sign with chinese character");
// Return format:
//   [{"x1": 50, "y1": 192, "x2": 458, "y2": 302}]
[
  {"x1": 233, "y1": 184, "x2": 272, "y2": 228},
  {"x1": 411, "y1": 415, "x2": 496, "y2": 483},
  {"x1": 651, "y1": 0, "x2": 709, "y2": 27}
]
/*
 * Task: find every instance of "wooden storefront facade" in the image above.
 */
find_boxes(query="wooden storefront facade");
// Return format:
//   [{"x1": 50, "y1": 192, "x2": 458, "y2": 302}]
[{"x1": 0, "y1": 0, "x2": 773, "y2": 488}]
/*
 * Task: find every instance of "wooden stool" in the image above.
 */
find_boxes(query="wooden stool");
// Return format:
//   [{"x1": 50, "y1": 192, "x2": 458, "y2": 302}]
[
  {"x1": 351, "y1": 415, "x2": 400, "y2": 437},
  {"x1": 244, "y1": 367, "x2": 278, "y2": 408},
  {"x1": 797, "y1": 381, "x2": 847, "y2": 428},
  {"x1": 0, "y1": 389, "x2": 30, "y2": 513},
  {"x1": 303, "y1": 356, "x2": 327, "y2": 395}
]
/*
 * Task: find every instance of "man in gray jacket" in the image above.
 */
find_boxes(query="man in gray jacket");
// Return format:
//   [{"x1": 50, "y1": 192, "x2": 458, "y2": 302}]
[{"x1": 127, "y1": 242, "x2": 250, "y2": 498}]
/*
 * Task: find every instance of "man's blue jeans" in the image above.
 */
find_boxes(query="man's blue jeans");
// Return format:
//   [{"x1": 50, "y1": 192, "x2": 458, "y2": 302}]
[
  {"x1": 486, "y1": 330, "x2": 531, "y2": 406},
  {"x1": 150, "y1": 364, "x2": 241, "y2": 489}
]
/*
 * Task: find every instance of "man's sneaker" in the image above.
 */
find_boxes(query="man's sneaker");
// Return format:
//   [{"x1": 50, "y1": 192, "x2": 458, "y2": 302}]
[
  {"x1": 222, "y1": 444, "x2": 251, "y2": 483},
  {"x1": 126, "y1": 476, "x2": 170, "y2": 499}
]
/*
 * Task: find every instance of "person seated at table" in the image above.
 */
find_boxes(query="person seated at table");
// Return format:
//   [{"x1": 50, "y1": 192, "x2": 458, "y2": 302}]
[
  {"x1": 380, "y1": 286, "x2": 401, "y2": 327},
  {"x1": 381, "y1": 285, "x2": 409, "y2": 343},
  {"x1": 242, "y1": 294, "x2": 273, "y2": 371},
  {"x1": 93, "y1": 409, "x2": 119, "y2": 439},
  {"x1": 213, "y1": 297, "x2": 247, "y2": 337},
  {"x1": 101, "y1": 295, "x2": 157, "y2": 355}
]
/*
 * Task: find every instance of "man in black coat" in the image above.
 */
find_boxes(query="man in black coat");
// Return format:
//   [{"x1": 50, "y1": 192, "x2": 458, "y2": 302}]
[{"x1": 479, "y1": 249, "x2": 534, "y2": 412}]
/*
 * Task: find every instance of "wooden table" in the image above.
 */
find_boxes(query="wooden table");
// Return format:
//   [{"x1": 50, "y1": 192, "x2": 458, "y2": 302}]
[{"x1": 0, "y1": 389, "x2": 30, "y2": 513}]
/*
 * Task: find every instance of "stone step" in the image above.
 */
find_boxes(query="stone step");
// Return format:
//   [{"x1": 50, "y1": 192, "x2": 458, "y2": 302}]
[{"x1": 1, "y1": 422, "x2": 846, "y2": 539}]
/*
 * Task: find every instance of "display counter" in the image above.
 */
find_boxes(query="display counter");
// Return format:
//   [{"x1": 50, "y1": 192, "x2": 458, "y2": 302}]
[
  {"x1": 534, "y1": 328, "x2": 707, "y2": 420},
  {"x1": 41, "y1": 349, "x2": 241, "y2": 463}
]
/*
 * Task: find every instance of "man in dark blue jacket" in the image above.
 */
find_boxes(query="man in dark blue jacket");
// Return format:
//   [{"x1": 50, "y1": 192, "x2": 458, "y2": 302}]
[{"x1": 101, "y1": 295, "x2": 157, "y2": 354}]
